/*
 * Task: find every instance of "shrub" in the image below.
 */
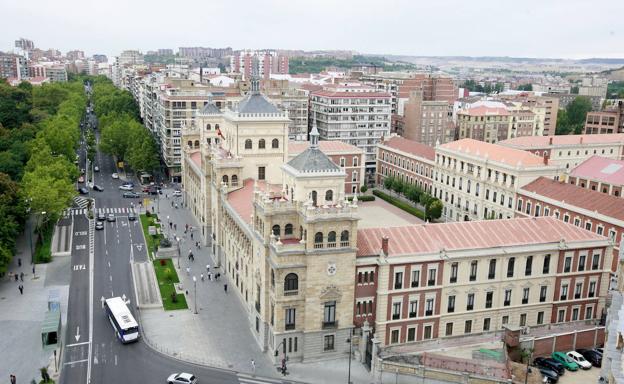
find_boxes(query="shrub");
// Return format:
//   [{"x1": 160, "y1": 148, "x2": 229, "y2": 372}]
[
  {"x1": 164, "y1": 267, "x2": 173, "y2": 282},
  {"x1": 160, "y1": 238, "x2": 172, "y2": 248},
  {"x1": 360, "y1": 185, "x2": 368, "y2": 193},
  {"x1": 373, "y1": 189, "x2": 425, "y2": 219},
  {"x1": 146, "y1": 211, "x2": 151, "y2": 217},
  {"x1": 348, "y1": 195, "x2": 375, "y2": 202},
  {"x1": 159, "y1": 259, "x2": 166, "y2": 266}
]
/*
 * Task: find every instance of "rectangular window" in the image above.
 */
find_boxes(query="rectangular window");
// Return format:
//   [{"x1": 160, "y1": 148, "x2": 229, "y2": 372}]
[
  {"x1": 585, "y1": 306, "x2": 593, "y2": 319},
  {"x1": 428, "y1": 268, "x2": 436, "y2": 286},
  {"x1": 467, "y1": 293, "x2": 475, "y2": 311},
  {"x1": 464, "y1": 320, "x2": 472, "y2": 334},
  {"x1": 407, "y1": 327, "x2": 416, "y2": 342},
  {"x1": 392, "y1": 302, "x2": 401, "y2": 320},
  {"x1": 450, "y1": 263, "x2": 458, "y2": 283},
  {"x1": 572, "y1": 308, "x2": 579, "y2": 321},
  {"x1": 425, "y1": 298, "x2": 434, "y2": 316},
  {"x1": 485, "y1": 291, "x2": 493, "y2": 308},
  {"x1": 258, "y1": 166, "x2": 266, "y2": 180},
  {"x1": 502, "y1": 316, "x2": 509, "y2": 326},
  {"x1": 469, "y1": 261, "x2": 478, "y2": 281},
  {"x1": 409, "y1": 300, "x2": 418, "y2": 318},
  {"x1": 447, "y1": 295, "x2": 455, "y2": 313},
  {"x1": 323, "y1": 301, "x2": 336, "y2": 326},
  {"x1": 592, "y1": 254, "x2": 600, "y2": 270},
  {"x1": 564, "y1": 257, "x2": 571, "y2": 273},
  {"x1": 445, "y1": 322, "x2": 453, "y2": 336},
  {"x1": 285, "y1": 308, "x2": 296, "y2": 330},
  {"x1": 522, "y1": 288, "x2": 529, "y2": 304},
  {"x1": 488, "y1": 259, "x2": 496, "y2": 279},
  {"x1": 525, "y1": 256, "x2": 533, "y2": 276},
  {"x1": 578, "y1": 255, "x2": 586, "y2": 272},
  {"x1": 543, "y1": 254, "x2": 550, "y2": 274},
  {"x1": 410, "y1": 270, "x2": 420, "y2": 288},
  {"x1": 520, "y1": 313, "x2": 527, "y2": 327},
  {"x1": 540, "y1": 286, "x2": 547, "y2": 302},
  {"x1": 560, "y1": 284, "x2": 568, "y2": 301},
  {"x1": 507, "y1": 257, "x2": 515, "y2": 278},
  {"x1": 588, "y1": 281, "x2": 596, "y2": 298},
  {"x1": 394, "y1": 271, "x2": 403, "y2": 289},
  {"x1": 537, "y1": 311, "x2": 544, "y2": 325},
  {"x1": 575, "y1": 283, "x2": 582, "y2": 299},
  {"x1": 323, "y1": 330, "x2": 336, "y2": 351},
  {"x1": 424, "y1": 325, "x2": 432, "y2": 339},
  {"x1": 483, "y1": 318, "x2": 491, "y2": 331},
  {"x1": 504, "y1": 289, "x2": 511, "y2": 306},
  {"x1": 390, "y1": 329, "x2": 399, "y2": 344}
]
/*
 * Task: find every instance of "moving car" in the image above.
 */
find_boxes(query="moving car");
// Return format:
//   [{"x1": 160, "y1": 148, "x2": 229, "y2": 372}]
[
  {"x1": 95, "y1": 221, "x2": 104, "y2": 230},
  {"x1": 128, "y1": 212, "x2": 136, "y2": 221},
  {"x1": 93, "y1": 185, "x2": 104, "y2": 192},
  {"x1": 172, "y1": 190, "x2": 182, "y2": 197},
  {"x1": 107, "y1": 213, "x2": 116, "y2": 222},
  {"x1": 538, "y1": 367, "x2": 559, "y2": 383},
  {"x1": 566, "y1": 351, "x2": 592, "y2": 370},
  {"x1": 576, "y1": 349, "x2": 602, "y2": 367},
  {"x1": 551, "y1": 352, "x2": 579, "y2": 371},
  {"x1": 167, "y1": 373, "x2": 197, "y2": 384},
  {"x1": 97, "y1": 212, "x2": 106, "y2": 221},
  {"x1": 119, "y1": 184, "x2": 133, "y2": 191},
  {"x1": 533, "y1": 357, "x2": 565, "y2": 375},
  {"x1": 111, "y1": 173, "x2": 119, "y2": 179},
  {"x1": 94, "y1": 166, "x2": 99, "y2": 172},
  {"x1": 78, "y1": 187, "x2": 89, "y2": 195},
  {"x1": 78, "y1": 176, "x2": 85, "y2": 183},
  {"x1": 123, "y1": 191, "x2": 140, "y2": 198}
]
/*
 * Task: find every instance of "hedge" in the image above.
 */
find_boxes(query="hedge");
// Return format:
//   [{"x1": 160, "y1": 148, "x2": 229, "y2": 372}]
[
  {"x1": 347, "y1": 195, "x2": 375, "y2": 202},
  {"x1": 373, "y1": 189, "x2": 426, "y2": 219}
]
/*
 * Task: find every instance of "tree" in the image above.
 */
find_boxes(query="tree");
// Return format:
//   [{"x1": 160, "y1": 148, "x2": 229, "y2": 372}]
[
  {"x1": 517, "y1": 84, "x2": 533, "y2": 91},
  {"x1": 556, "y1": 96, "x2": 592, "y2": 135},
  {"x1": 22, "y1": 165, "x2": 76, "y2": 226},
  {"x1": 571, "y1": 86, "x2": 579, "y2": 94},
  {"x1": 428, "y1": 199, "x2": 443, "y2": 220},
  {"x1": 383, "y1": 176, "x2": 394, "y2": 190},
  {"x1": 126, "y1": 127, "x2": 160, "y2": 172},
  {"x1": 359, "y1": 185, "x2": 368, "y2": 193},
  {"x1": 391, "y1": 178, "x2": 404, "y2": 194},
  {"x1": 0, "y1": 81, "x2": 32, "y2": 129},
  {"x1": 419, "y1": 192, "x2": 433, "y2": 208}
]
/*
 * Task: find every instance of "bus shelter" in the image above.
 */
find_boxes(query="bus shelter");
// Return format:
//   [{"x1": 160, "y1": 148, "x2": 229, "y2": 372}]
[{"x1": 41, "y1": 310, "x2": 61, "y2": 349}]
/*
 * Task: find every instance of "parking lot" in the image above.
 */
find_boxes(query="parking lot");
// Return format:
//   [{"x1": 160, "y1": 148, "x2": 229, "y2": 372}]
[{"x1": 557, "y1": 365, "x2": 600, "y2": 384}]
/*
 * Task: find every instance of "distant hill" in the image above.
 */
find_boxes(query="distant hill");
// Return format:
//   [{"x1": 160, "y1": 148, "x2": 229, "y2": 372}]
[{"x1": 600, "y1": 66, "x2": 624, "y2": 81}]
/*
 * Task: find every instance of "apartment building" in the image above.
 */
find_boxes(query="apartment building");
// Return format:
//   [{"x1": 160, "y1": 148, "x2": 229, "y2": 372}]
[
  {"x1": 288, "y1": 140, "x2": 364, "y2": 195},
  {"x1": 498, "y1": 94, "x2": 559, "y2": 136},
  {"x1": 310, "y1": 84, "x2": 391, "y2": 182},
  {"x1": 498, "y1": 134, "x2": 624, "y2": 170},
  {"x1": 568, "y1": 156, "x2": 624, "y2": 197},
  {"x1": 257, "y1": 79, "x2": 308, "y2": 141},
  {"x1": 548, "y1": 93, "x2": 602, "y2": 111},
  {"x1": 179, "y1": 47, "x2": 233, "y2": 59},
  {"x1": 45, "y1": 65, "x2": 68, "y2": 83},
  {"x1": 355, "y1": 217, "x2": 612, "y2": 346},
  {"x1": 230, "y1": 50, "x2": 289, "y2": 80},
  {"x1": 456, "y1": 105, "x2": 512, "y2": 143},
  {"x1": 0, "y1": 53, "x2": 28, "y2": 80},
  {"x1": 400, "y1": 90, "x2": 455, "y2": 147},
  {"x1": 433, "y1": 139, "x2": 561, "y2": 222},
  {"x1": 585, "y1": 102, "x2": 624, "y2": 134},
  {"x1": 118, "y1": 50, "x2": 144, "y2": 65},
  {"x1": 517, "y1": 177, "x2": 623, "y2": 272},
  {"x1": 376, "y1": 136, "x2": 435, "y2": 193}
]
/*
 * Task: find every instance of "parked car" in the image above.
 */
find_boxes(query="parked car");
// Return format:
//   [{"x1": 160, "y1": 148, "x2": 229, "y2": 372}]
[
  {"x1": 111, "y1": 173, "x2": 119, "y2": 179},
  {"x1": 566, "y1": 351, "x2": 592, "y2": 369},
  {"x1": 595, "y1": 348, "x2": 604, "y2": 355},
  {"x1": 538, "y1": 367, "x2": 559, "y2": 383},
  {"x1": 78, "y1": 176, "x2": 85, "y2": 183},
  {"x1": 551, "y1": 352, "x2": 579, "y2": 371},
  {"x1": 167, "y1": 372, "x2": 197, "y2": 384},
  {"x1": 119, "y1": 184, "x2": 133, "y2": 191},
  {"x1": 95, "y1": 221, "x2": 104, "y2": 230},
  {"x1": 172, "y1": 190, "x2": 182, "y2": 197},
  {"x1": 533, "y1": 357, "x2": 565, "y2": 376},
  {"x1": 97, "y1": 212, "x2": 106, "y2": 221},
  {"x1": 92, "y1": 185, "x2": 104, "y2": 192},
  {"x1": 78, "y1": 187, "x2": 89, "y2": 195},
  {"x1": 123, "y1": 191, "x2": 140, "y2": 198},
  {"x1": 576, "y1": 349, "x2": 602, "y2": 367},
  {"x1": 94, "y1": 166, "x2": 99, "y2": 172},
  {"x1": 107, "y1": 213, "x2": 116, "y2": 222},
  {"x1": 128, "y1": 212, "x2": 136, "y2": 221}
]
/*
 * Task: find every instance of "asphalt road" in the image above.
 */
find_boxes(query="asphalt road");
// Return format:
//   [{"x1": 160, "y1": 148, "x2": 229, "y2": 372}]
[{"x1": 60, "y1": 104, "x2": 289, "y2": 384}]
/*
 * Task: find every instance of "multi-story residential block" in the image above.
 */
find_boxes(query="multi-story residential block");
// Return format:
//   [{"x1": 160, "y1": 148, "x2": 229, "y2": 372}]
[
  {"x1": 376, "y1": 136, "x2": 435, "y2": 193},
  {"x1": 568, "y1": 156, "x2": 624, "y2": 197},
  {"x1": 517, "y1": 177, "x2": 623, "y2": 272},
  {"x1": 178, "y1": 47, "x2": 233, "y2": 59},
  {"x1": 400, "y1": 90, "x2": 455, "y2": 147},
  {"x1": 585, "y1": 101, "x2": 624, "y2": 134},
  {"x1": 0, "y1": 53, "x2": 28, "y2": 80},
  {"x1": 548, "y1": 93, "x2": 602, "y2": 111},
  {"x1": 498, "y1": 94, "x2": 559, "y2": 136},
  {"x1": 66, "y1": 50, "x2": 85, "y2": 61},
  {"x1": 498, "y1": 134, "x2": 624, "y2": 170},
  {"x1": 230, "y1": 50, "x2": 289, "y2": 80},
  {"x1": 46, "y1": 65, "x2": 68, "y2": 82},
  {"x1": 14, "y1": 38, "x2": 34, "y2": 51},
  {"x1": 579, "y1": 77, "x2": 608, "y2": 100},
  {"x1": 355, "y1": 217, "x2": 612, "y2": 346},
  {"x1": 288, "y1": 141, "x2": 364, "y2": 195},
  {"x1": 310, "y1": 84, "x2": 391, "y2": 183},
  {"x1": 456, "y1": 104, "x2": 512, "y2": 143},
  {"x1": 118, "y1": 50, "x2": 144, "y2": 65},
  {"x1": 433, "y1": 138, "x2": 561, "y2": 222},
  {"x1": 258, "y1": 79, "x2": 308, "y2": 141},
  {"x1": 92, "y1": 54, "x2": 108, "y2": 63}
]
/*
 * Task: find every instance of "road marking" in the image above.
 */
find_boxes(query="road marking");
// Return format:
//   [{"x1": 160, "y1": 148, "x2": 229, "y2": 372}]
[
  {"x1": 75, "y1": 244, "x2": 86, "y2": 250},
  {"x1": 64, "y1": 359, "x2": 88, "y2": 366},
  {"x1": 75, "y1": 231, "x2": 88, "y2": 236},
  {"x1": 108, "y1": 261, "x2": 110, "y2": 267},
  {"x1": 109, "y1": 275, "x2": 112, "y2": 282},
  {"x1": 75, "y1": 326, "x2": 81, "y2": 341},
  {"x1": 115, "y1": 354, "x2": 117, "y2": 366},
  {"x1": 73, "y1": 264, "x2": 86, "y2": 271},
  {"x1": 66, "y1": 341, "x2": 90, "y2": 347}
]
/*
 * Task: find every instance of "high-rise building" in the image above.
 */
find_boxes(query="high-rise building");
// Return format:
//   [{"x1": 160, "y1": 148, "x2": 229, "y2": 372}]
[
  {"x1": 66, "y1": 50, "x2": 85, "y2": 61},
  {"x1": 0, "y1": 53, "x2": 28, "y2": 80},
  {"x1": 118, "y1": 50, "x2": 144, "y2": 65},
  {"x1": 585, "y1": 101, "x2": 624, "y2": 134},
  {"x1": 401, "y1": 90, "x2": 455, "y2": 146},
  {"x1": 92, "y1": 54, "x2": 108, "y2": 63},
  {"x1": 230, "y1": 50, "x2": 289, "y2": 80},
  {"x1": 14, "y1": 38, "x2": 34, "y2": 51}
]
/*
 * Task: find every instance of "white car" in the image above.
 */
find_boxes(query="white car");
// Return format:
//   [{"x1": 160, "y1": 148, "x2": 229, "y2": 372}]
[
  {"x1": 119, "y1": 185, "x2": 133, "y2": 191},
  {"x1": 111, "y1": 173, "x2": 119, "y2": 179},
  {"x1": 172, "y1": 190, "x2": 182, "y2": 197},
  {"x1": 166, "y1": 372, "x2": 197, "y2": 384},
  {"x1": 567, "y1": 351, "x2": 592, "y2": 369},
  {"x1": 94, "y1": 166, "x2": 99, "y2": 172}
]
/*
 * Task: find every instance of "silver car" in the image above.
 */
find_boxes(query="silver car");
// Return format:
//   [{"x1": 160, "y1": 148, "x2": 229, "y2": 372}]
[{"x1": 166, "y1": 372, "x2": 197, "y2": 384}]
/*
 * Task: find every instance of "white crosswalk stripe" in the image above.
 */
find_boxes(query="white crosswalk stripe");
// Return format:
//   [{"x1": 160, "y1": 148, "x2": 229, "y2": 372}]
[{"x1": 237, "y1": 374, "x2": 284, "y2": 384}]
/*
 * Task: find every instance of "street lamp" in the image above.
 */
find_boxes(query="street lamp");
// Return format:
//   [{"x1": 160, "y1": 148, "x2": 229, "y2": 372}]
[
  {"x1": 274, "y1": 340, "x2": 288, "y2": 376},
  {"x1": 192, "y1": 276, "x2": 197, "y2": 314},
  {"x1": 176, "y1": 236, "x2": 181, "y2": 269},
  {"x1": 346, "y1": 328, "x2": 353, "y2": 384}
]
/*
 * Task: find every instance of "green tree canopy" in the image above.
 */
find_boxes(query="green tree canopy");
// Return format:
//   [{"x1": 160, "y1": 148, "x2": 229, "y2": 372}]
[{"x1": 556, "y1": 96, "x2": 592, "y2": 135}]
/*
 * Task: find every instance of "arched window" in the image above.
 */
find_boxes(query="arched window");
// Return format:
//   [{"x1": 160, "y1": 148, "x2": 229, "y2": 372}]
[
  {"x1": 245, "y1": 139, "x2": 252, "y2": 149},
  {"x1": 259, "y1": 139, "x2": 266, "y2": 149},
  {"x1": 284, "y1": 224, "x2": 293, "y2": 235},
  {"x1": 284, "y1": 273, "x2": 298, "y2": 292},
  {"x1": 206, "y1": 123, "x2": 211, "y2": 130},
  {"x1": 325, "y1": 190, "x2": 333, "y2": 202},
  {"x1": 328, "y1": 231, "x2": 336, "y2": 244},
  {"x1": 222, "y1": 175, "x2": 229, "y2": 185},
  {"x1": 215, "y1": 124, "x2": 220, "y2": 131},
  {"x1": 187, "y1": 140, "x2": 192, "y2": 147},
  {"x1": 272, "y1": 225, "x2": 280, "y2": 236},
  {"x1": 231, "y1": 175, "x2": 238, "y2": 186},
  {"x1": 311, "y1": 190, "x2": 318, "y2": 206},
  {"x1": 314, "y1": 232, "x2": 323, "y2": 244},
  {"x1": 272, "y1": 139, "x2": 279, "y2": 149},
  {"x1": 194, "y1": 140, "x2": 200, "y2": 148},
  {"x1": 340, "y1": 230, "x2": 349, "y2": 243}
]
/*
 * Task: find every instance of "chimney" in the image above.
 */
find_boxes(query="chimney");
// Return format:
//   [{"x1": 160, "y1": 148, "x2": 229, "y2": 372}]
[
  {"x1": 381, "y1": 236, "x2": 389, "y2": 256},
  {"x1": 549, "y1": 137, "x2": 553, "y2": 145},
  {"x1": 543, "y1": 151, "x2": 550, "y2": 165}
]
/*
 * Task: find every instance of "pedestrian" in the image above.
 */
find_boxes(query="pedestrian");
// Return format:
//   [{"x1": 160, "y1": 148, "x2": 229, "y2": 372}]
[
  {"x1": 206, "y1": 264, "x2": 210, "y2": 273},
  {"x1": 17, "y1": 258, "x2": 21, "y2": 267},
  {"x1": 251, "y1": 359, "x2": 256, "y2": 374},
  {"x1": 19, "y1": 272, "x2": 24, "y2": 282},
  {"x1": 32, "y1": 265, "x2": 35, "y2": 275},
  {"x1": 186, "y1": 267, "x2": 190, "y2": 276},
  {"x1": 14, "y1": 274, "x2": 18, "y2": 282},
  {"x1": 10, "y1": 374, "x2": 16, "y2": 384},
  {"x1": 201, "y1": 273, "x2": 204, "y2": 282},
  {"x1": 191, "y1": 232, "x2": 194, "y2": 240},
  {"x1": 18, "y1": 285, "x2": 23, "y2": 295},
  {"x1": 171, "y1": 201, "x2": 174, "y2": 207},
  {"x1": 208, "y1": 272, "x2": 212, "y2": 281},
  {"x1": 224, "y1": 283, "x2": 228, "y2": 293},
  {"x1": 169, "y1": 222, "x2": 173, "y2": 229},
  {"x1": 174, "y1": 223, "x2": 177, "y2": 230},
  {"x1": 216, "y1": 273, "x2": 220, "y2": 281}
]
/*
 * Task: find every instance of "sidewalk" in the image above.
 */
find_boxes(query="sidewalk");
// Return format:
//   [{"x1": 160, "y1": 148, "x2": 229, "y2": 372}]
[
  {"x1": 0, "y1": 218, "x2": 70, "y2": 383},
  {"x1": 139, "y1": 187, "x2": 375, "y2": 383}
]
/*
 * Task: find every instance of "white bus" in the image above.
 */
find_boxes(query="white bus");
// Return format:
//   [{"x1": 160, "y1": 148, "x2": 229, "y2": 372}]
[{"x1": 104, "y1": 297, "x2": 139, "y2": 343}]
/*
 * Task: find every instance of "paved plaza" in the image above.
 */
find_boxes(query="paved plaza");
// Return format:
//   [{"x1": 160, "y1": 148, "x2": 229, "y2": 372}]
[{"x1": 357, "y1": 197, "x2": 425, "y2": 228}]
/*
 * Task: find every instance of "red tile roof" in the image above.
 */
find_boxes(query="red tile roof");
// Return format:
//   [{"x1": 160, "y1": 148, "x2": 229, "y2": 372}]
[
  {"x1": 570, "y1": 156, "x2": 624, "y2": 185},
  {"x1": 190, "y1": 151, "x2": 202, "y2": 167},
  {"x1": 226, "y1": 179, "x2": 282, "y2": 225},
  {"x1": 499, "y1": 133, "x2": 624, "y2": 148},
  {"x1": 356, "y1": 216, "x2": 604, "y2": 258},
  {"x1": 439, "y1": 139, "x2": 548, "y2": 167},
  {"x1": 288, "y1": 140, "x2": 363, "y2": 155},
  {"x1": 519, "y1": 177, "x2": 624, "y2": 222},
  {"x1": 380, "y1": 136, "x2": 435, "y2": 161},
  {"x1": 311, "y1": 90, "x2": 391, "y2": 98}
]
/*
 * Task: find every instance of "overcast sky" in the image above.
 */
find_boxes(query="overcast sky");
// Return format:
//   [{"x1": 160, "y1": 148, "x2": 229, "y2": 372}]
[{"x1": 2, "y1": 0, "x2": 623, "y2": 59}]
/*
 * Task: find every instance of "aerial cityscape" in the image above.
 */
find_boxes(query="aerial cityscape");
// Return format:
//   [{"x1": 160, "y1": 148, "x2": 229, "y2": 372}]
[{"x1": 1, "y1": 1, "x2": 624, "y2": 384}]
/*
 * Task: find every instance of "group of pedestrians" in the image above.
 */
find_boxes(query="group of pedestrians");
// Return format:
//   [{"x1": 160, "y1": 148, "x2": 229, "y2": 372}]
[{"x1": 9, "y1": 257, "x2": 27, "y2": 295}]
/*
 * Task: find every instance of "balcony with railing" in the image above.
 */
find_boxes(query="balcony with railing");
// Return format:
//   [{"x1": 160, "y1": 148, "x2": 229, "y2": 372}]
[
  {"x1": 285, "y1": 323, "x2": 296, "y2": 331},
  {"x1": 322, "y1": 320, "x2": 338, "y2": 329}
]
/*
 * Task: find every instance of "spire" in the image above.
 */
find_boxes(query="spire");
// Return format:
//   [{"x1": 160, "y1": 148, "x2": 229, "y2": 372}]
[
  {"x1": 310, "y1": 117, "x2": 320, "y2": 149},
  {"x1": 250, "y1": 56, "x2": 260, "y2": 94}
]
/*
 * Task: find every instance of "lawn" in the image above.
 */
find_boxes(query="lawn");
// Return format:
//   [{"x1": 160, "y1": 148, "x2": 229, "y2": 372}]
[
  {"x1": 140, "y1": 213, "x2": 163, "y2": 257},
  {"x1": 152, "y1": 258, "x2": 188, "y2": 310},
  {"x1": 34, "y1": 223, "x2": 54, "y2": 264}
]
